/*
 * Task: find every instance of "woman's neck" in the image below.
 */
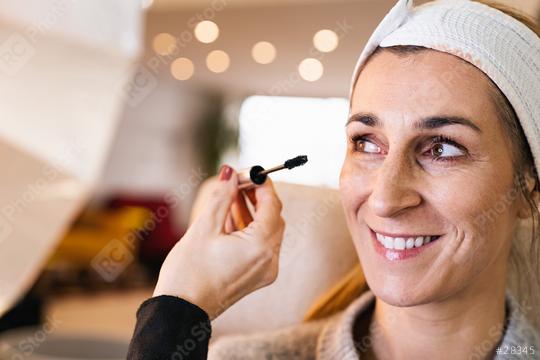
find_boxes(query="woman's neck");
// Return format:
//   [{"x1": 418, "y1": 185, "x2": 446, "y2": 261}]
[{"x1": 365, "y1": 265, "x2": 507, "y2": 360}]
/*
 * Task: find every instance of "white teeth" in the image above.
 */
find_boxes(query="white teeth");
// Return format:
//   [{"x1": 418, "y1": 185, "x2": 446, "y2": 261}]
[
  {"x1": 394, "y1": 238, "x2": 405, "y2": 250},
  {"x1": 406, "y1": 238, "x2": 415, "y2": 249},
  {"x1": 384, "y1": 236, "x2": 394, "y2": 249},
  {"x1": 376, "y1": 232, "x2": 439, "y2": 251}
]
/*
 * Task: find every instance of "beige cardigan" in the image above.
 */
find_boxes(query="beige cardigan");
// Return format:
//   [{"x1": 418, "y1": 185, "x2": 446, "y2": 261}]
[{"x1": 208, "y1": 290, "x2": 540, "y2": 359}]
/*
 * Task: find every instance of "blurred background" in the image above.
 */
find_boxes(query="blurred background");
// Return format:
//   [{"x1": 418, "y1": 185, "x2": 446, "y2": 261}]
[{"x1": 0, "y1": 0, "x2": 538, "y2": 358}]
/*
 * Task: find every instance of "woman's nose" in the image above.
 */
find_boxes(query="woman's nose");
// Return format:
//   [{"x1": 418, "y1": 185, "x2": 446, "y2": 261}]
[{"x1": 367, "y1": 153, "x2": 422, "y2": 218}]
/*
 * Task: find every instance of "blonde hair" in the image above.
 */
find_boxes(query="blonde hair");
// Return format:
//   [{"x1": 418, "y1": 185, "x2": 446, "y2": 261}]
[{"x1": 304, "y1": 0, "x2": 540, "y2": 326}]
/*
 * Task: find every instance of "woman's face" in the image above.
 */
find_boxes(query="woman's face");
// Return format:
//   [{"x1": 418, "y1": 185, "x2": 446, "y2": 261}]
[{"x1": 340, "y1": 49, "x2": 524, "y2": 306}]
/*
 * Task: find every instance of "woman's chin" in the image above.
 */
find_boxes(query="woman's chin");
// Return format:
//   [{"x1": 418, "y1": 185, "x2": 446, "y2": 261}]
[{"x1": 367, "y1": 280, "x2": 442, "y2": 307}]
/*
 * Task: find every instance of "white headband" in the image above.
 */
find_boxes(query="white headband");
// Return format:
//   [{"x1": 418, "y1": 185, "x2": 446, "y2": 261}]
[{"x1": 350, "y1": 0, "x2": 540, "y2": 175}]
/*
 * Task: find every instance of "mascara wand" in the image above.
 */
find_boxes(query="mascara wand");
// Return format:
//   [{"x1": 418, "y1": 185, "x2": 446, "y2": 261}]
[{"x1": 237, "y1": 155, "x2": 308, "y2": 190}]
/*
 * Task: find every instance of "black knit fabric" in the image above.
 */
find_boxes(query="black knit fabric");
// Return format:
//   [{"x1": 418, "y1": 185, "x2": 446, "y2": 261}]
[{"x1": 127, "y1": 295, "x2": 211, "y2": 360}]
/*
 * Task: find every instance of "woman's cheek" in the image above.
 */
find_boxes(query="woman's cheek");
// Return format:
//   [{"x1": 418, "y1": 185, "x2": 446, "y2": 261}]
[
  {"x1": 339, "y1": 157, "x2": 373, "y2": 223},
  {"x1": 425, "y1": 167, "x2": 515, "y2": 269},
  {"x1": 429, "y1": 168, "x2": 512, "y2": 230}
]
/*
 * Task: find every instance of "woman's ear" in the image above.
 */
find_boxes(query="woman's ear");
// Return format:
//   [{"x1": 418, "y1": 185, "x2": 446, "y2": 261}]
[{"x1": 517, "y1": 167, "x2": 539, "y2": 219}]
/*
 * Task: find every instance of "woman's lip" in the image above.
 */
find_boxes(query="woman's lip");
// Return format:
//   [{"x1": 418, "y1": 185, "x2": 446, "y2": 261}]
[
  {"x1": 369, "y1": 228, "x2": 440, "y2": 238},
  {"x1": 370, "y1": 228, "x2": 441, "y2": 261}
]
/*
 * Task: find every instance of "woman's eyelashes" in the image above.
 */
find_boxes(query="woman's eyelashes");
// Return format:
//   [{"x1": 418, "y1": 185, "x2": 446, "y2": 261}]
[
  {"x1": 348, "y1": 133, "x2": 469, "y2": 163},
  {"x1": 423, "y1": 135, "x2": 468, "y2": 162},
  {"x1": 350, "y1": 134, "x2": 382, "y2": 154}
]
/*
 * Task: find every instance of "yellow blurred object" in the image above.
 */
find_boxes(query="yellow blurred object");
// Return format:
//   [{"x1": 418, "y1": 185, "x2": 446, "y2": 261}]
[
  {"x1": 47, "y1": 206, "x2": 151, "y2": 269},
  {"x1": 303, "y1": 264, "x2": 367, "y2": 321}
]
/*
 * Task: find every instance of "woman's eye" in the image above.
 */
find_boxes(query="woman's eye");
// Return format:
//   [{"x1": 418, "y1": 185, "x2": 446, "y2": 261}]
[
  {"x1": 349, "y1": 134, "x2": 467, "y2": 162},
  {"x1": 353, "y1": 137, "x2": 381, "y2": 154},
  {"x1": 429, "y1": 142, "x2": 465, "y2": 159}
]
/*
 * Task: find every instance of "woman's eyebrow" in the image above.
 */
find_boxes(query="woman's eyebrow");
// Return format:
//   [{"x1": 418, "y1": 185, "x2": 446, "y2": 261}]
[
  {"x1": 346, "y1": 113, "x2": 379, "y2": 127},
  {"x1": 416, "y1": 116, "x2": 482, "y2": 133},
  {"x1": 346, "y1": 112, "x2": 482, "y2": 133}
]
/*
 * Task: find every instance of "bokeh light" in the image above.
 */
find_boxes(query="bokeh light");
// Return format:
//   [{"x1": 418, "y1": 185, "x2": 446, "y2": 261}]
[
  {"x1": 313, "y1": 29, "x2": 339, "y2": 53},
  {"x1": 298, "y1": 58, "x2": 324, "y2": 81},
  {"x1": 152, "y1": 33, "x2": 176, "y2": 55},
  {"x1": 194, "y1": 21, "x2": 220, "y2": 44},
  {"x1": 171, "y1": 58, "x2": 194, "y2": 80},
  {"x1": 251, "y1": 41, "x2": 276, "y2": 65},
  {"x1": 206, "y1": 50, "x2": 230, "y2": 73}
]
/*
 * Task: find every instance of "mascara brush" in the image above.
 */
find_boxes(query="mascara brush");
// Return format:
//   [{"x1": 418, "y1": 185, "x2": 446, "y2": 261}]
[{"x1": 237, "y1": 155, "x2": 308, "y2": 190}]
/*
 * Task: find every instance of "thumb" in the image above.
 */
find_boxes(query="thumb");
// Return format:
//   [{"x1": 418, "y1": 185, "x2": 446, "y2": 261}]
[
  {"x1": 200, "y1": 165, "x2": 239, "y2": 234},
  {"x1": 250, "y1": 177, "x2": 283, "y2": 235}
]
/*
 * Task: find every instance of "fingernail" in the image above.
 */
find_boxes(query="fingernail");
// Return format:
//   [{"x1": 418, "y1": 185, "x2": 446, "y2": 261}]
[{"x1": 219, "y1": 165, "x2": 233, "y2": 181}]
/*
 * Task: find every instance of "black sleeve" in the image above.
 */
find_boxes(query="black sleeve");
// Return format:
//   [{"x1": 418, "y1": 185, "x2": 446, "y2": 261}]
[{"x1": 127, "y1": 295, "x2": 212, "y2": 360}]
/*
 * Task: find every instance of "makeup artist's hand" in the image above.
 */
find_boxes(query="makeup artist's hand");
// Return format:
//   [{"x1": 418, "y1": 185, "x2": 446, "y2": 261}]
[{"x1": 153, "y1": 165, "x2": 285, "y2": 320}]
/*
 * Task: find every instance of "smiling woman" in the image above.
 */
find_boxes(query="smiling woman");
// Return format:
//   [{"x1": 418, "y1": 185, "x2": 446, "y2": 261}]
[
  {"x1": 341, "y1": 0, "x2": 540, "y2": 303},
  {"x1": 128, "y1": 1, "x2": 540, "y2": 359},
  {"x1": 340, "y1": 43, "x2": 538, "y2": 356},
  {"x1": 337, "y1": 0, "x2": 540, "y2": 358}
]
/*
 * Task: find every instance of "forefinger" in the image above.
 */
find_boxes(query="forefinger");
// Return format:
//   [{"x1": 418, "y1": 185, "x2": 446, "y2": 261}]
[{"x1": 244, "y1": 188, "x2": 257, "y2": 206}]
